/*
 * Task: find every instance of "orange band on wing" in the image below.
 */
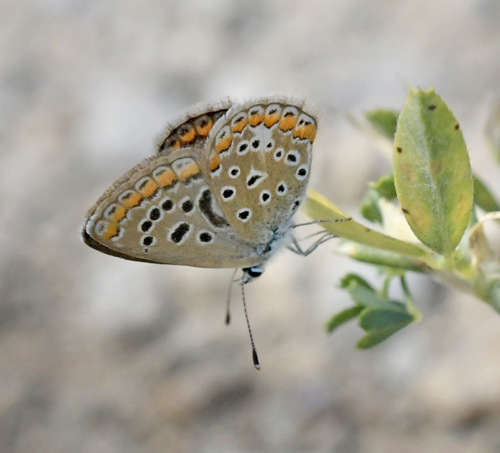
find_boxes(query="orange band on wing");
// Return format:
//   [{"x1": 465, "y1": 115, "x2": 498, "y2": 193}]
[
  {"x1": 216, "y1": 136, "x2": 232, "y2": 153},
  {"x1": 248, "y1": 112, "x2": 264, "y2": 127},
  {"x1": 111, "y1": 205, "x2": 127, "y2": 222},
  {"x1": 121, "y1": 192, "x2": 143, "y2": 208},
  {"x1": 196, "y1": 120, "x2": 213, "y2": 137},
  {"x1": 170, "y1": 140, "x2": 181, "y2": 150},
  {"x1": 180, "y1": 127, "x2": 196, "y2": 144},
  {"x1": 179, "y1": 162, "x2": 200, "y2": 181},
  {"x1": 103, "y1": 223, "x2": 119, "y2": 240},
  {"x1": 139, "y1": 179, "x2": 158, "y2": 198},
  {"x1": 232, "y1": 118, "x2": 247, "y2": 133},
  {"x1": 155, "y1": 168, "x2": 177, "y2": 187},
  {"x1": 264, "y1": 113, "x2": 281, "y2": 128},
  {"x1": 209, "y1": 154, "x2": 220, "y2": 172},
  {"x1": 293, "y1": 123, "x2": 316, "y2": 141},
  {"x1": 279, "y1": 115, "x2": 297, "y2": 131}
]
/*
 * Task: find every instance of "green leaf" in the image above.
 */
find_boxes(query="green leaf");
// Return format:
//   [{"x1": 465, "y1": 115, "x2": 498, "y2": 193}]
[
  {"x1": 304, "y1": 189, "x2": 430, "y2": 259},
  {"x1": 358, "y1": 306, "x2": 413, "y2": 330},
  {"x1": 356, "y1": 306, "x2": 414, "y2": 348},
  {"x1": 339, "y1": 274, "x2": 374, "y2": 291},
  {"x1": 485, "y1": 100, "x2": 500, "y2": 165},
  {"x1": 356, "y1": 322, "x2": 411, "y2": 349},
  {"x1": 370, "y1": 173, "x2": 397, "y2": 200},
  {"x1": 473, "y1": 176, "x2": 500, "y2": 212},
  {"x1": 326, "y1": 306, "x2": 364, "y2": 333},
  {"x1": 341, "y1": 274, "x2": 403, "y2": 309},
  {"x1": 365, "y1": 109, "x2": 399, "y2": 139},
  {"x1": 336, "y1": 242, "x2": 429, "y2": 272},
  {"x1": 393, "y1": 87, "x2": 473, "y2": 255},
  {"x1": 360, "y1": 189, "x2": 383, "y2": 224}
]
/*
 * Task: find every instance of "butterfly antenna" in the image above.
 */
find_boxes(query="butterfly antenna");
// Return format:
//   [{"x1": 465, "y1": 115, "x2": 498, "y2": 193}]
[
  {"x1": 241, "y1": 276, "x2": 260, "y2": 370},
  {"x1": 291, "y1": 218, "x2": 352, "y2": 229},
  {"x1": 225, "y1": 269, "x2": 238, "y2": 325}
]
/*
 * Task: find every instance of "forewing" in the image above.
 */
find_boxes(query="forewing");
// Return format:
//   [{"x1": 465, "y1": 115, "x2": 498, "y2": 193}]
[
  {"x1": 156, "y1": 100, "x2": 233, "y2": 155},
  {"x1": 201, "y1": 96, "x2": 318, "y2": 243},
  {"x1": 82, "y1": 148, "x2": 261, "y2": 268}
]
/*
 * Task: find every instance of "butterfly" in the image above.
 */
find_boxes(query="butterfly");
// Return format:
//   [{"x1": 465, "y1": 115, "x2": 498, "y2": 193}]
[
  {"x1": 82, "y1": 96, "x2": 320, "y2": 368},
  {"x1": 82, "y1": 95, "x2": 318, "y2": 278}
]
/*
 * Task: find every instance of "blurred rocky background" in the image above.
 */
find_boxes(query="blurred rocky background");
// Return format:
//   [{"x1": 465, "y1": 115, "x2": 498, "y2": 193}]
[{"x1": 2, "y1": 1, "x2": 500, "y2": 452}]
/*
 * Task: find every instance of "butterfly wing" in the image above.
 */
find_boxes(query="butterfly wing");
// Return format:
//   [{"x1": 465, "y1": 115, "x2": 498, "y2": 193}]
[
  {"x1": 82, "y1": 148, "x2": 264, "y2": 268},
  {"x1": 156, "y1": 100, "x2": 233, "y2": 155},
  {"x1": 200, "y1": 96, "x2": 318, "y2": 244}
]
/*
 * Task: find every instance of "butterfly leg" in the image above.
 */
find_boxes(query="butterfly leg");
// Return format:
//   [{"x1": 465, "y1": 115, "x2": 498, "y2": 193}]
[{"x1": 287, "y1": 231, "x2": 336, "y2": 257}]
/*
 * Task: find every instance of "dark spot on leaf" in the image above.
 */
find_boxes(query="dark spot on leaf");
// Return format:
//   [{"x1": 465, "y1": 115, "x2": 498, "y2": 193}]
[
  {"x1": 455, "y1": 123, "x2": 460, "y2": 130},
  {"x1": 402, "y1": 208, "x2": 409, "y2": 214},
  {"x1": 428, "y1": 105, "x2": 436, "y2": 111},
  {"x1": 397, "y1": 147, "x2": 402, "y2": 153}
]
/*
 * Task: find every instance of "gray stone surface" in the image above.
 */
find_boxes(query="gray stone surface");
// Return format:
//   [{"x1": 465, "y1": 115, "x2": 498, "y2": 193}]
[{"x1": 2, "y1": 0, "x2": 500, "y2": 452}]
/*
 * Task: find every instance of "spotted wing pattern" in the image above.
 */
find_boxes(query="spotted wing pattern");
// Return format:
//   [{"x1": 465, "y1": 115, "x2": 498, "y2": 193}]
[
  {"x1": 156, "y1": 100, "x2": 233, "y2": 155},
  {"x1": 82, "y1": 148, "x2": 262, "y2": 268},
  {"x1": 201, "y1": 96, "x2": 317, "y2": 244}
]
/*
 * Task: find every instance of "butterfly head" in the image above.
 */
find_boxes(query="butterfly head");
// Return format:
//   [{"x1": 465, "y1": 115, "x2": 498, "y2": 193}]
[{"x1": 242, "y1": 265, "x2": 264, "y2": 284}]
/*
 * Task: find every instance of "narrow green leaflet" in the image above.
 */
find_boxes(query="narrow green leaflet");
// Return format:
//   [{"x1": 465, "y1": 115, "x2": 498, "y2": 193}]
[
  {"x1": 358, "y1": 306, "x2": 413, "y2": 330},
  {"x1": 370, "y1": 173, "x2": 397, "y2": 200},
  {"x1": 365, "y1": 109, "x2": 399, "y2": 139},
  {"x1": 304, "y1": 189, "x2": 429, "y2": 258},
  {"x1": 485, "y1": 100, "x2": 500, "y2": 165},
  {"x1": 393, "y1": 87, "x2": 473, "y2": 256},
  {"x1": 360, "y1": 189, "x2": 383, "y2": 224},
  {"x1": 326, "y1": 306, "x2": 363, "y2": 333},
  {"x1": 473, "y1": 176, "x2": 500, "y2": 212},
  {"x1": 356, "y1": 319, "x2": 413, "y2": 349}
]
